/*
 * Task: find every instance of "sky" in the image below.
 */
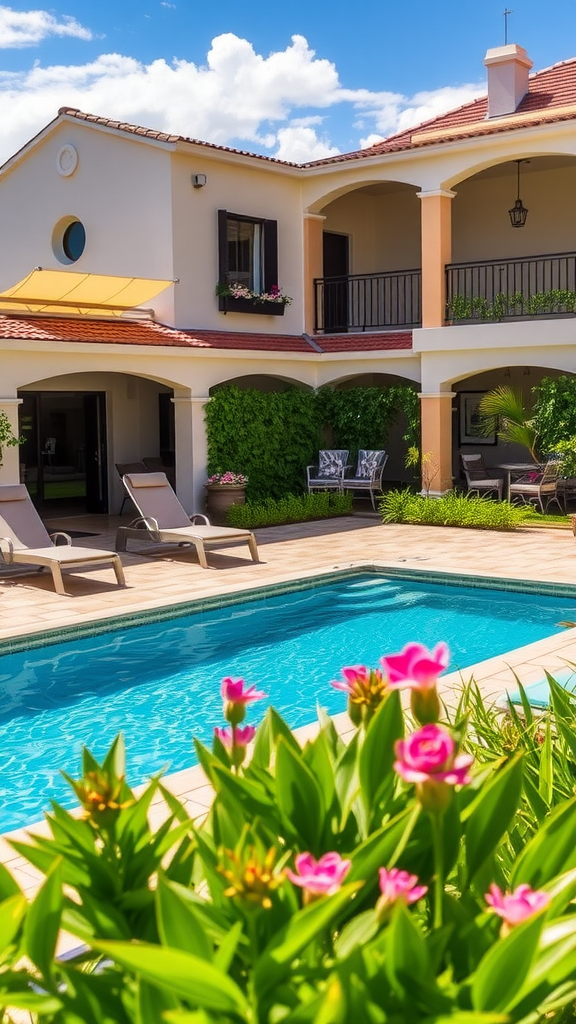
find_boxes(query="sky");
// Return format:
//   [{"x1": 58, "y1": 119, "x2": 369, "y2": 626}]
[{"x1": 0, "y1": 0, "x2": 575, "y2": 165}]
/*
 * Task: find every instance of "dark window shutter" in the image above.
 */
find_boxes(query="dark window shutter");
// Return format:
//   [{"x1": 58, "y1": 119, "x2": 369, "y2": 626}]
[
  {"x1": 217, "y1": 210, "x2": 228, "y2": 311},
  {"x1": 263, "y1": 219, "x2": 278, "y2": 292}
]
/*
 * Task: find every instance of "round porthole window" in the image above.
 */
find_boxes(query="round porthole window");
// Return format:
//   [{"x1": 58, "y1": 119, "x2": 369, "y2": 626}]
[
  {"x1": 62, "y1": 220, "x2": 86, "y2": 262},
  {"x1": 52, "y1": 216, "x2": 86, "y2": 264}
]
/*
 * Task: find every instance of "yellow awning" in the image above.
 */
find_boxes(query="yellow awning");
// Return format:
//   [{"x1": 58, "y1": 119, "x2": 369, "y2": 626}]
[{"x1": 0, "y1": 269, "x2": 176, "y2": 317}]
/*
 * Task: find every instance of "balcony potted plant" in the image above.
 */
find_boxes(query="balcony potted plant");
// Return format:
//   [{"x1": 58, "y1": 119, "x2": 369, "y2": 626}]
[
  {"x1": 216, "y1": 281, "x2": 292, "y2": 316},
  {"x1": 205, "y1": 470, "x2": 248, "y2": 524}
]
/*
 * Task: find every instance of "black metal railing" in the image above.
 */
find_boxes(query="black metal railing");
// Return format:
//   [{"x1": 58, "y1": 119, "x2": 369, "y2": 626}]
[
  {"x1": 314, "y1": 269, "x2": 421, "y2": 333},
  {"x1": 446, "y1": 251, "x2": 576, "y2": 323}
]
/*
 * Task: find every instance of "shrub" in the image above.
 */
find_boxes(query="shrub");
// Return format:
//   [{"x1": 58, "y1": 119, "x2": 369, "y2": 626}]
[
  {"x1": 380, "y1": 489, "x2": 536, "y2": 529},
  {"x1": 532, "y1": 375, "x2": 576, "y2": 456},
  {"x1": 226, "y1": 490, "x2": 353, "y2": 528},
  {"x1": 4, "y1": 646, "x2": 576, "y2": 1022}
]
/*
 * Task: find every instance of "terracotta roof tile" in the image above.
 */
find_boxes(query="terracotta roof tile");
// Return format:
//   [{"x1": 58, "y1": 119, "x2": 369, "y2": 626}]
[
  {"x1": 317, "y1": 332, "x2": 413, "y2": 352},
  {"x1": 0, "y1": 316, "x2": 413, "y2": 355},
  {"x1": 0, "y1": 316, "x2": 203, "y2": 347},
  {"x1": 307, "y1": 56, "x2": 576, "y2": 167}
]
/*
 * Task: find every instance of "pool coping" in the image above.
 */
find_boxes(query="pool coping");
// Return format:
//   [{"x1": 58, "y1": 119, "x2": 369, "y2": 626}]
[{"x1": 3, "y1": 561, "x2": 576, "y2": 655}]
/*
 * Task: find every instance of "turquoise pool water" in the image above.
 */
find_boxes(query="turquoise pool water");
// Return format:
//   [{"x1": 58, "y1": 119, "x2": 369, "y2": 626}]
[{"x1": 1, "y1": 572, "x2": 574, "y2": 832}]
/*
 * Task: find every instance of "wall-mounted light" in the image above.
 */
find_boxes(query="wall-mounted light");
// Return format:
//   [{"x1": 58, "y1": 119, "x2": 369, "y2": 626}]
[
  {"x1": 192, "y1": 173, "x2": 207, "y2": 189},
  {"x1": 508, "y1": 160, "x2": 528, "y2": 228}
]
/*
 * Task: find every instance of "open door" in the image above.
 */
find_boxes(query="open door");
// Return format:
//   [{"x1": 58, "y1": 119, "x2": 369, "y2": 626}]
[{"x1": 323, "y1": 232, "x2": 349, "y2": 333}]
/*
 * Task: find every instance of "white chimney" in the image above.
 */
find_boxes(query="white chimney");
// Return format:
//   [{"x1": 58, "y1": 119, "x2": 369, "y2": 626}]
[{"x1": 483, "y1": 44, "x2": 533, "y2": 117}]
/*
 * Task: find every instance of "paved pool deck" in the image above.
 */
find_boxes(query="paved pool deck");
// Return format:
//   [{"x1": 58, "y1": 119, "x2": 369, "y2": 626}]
[{"x1": 2, "y1": 512, "x2": 576, "y2": 903}]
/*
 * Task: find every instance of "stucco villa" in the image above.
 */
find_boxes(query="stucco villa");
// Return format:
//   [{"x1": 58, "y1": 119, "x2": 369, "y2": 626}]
[{"x1": 1, "y1": 40, "x2": 575, "y2": 515}]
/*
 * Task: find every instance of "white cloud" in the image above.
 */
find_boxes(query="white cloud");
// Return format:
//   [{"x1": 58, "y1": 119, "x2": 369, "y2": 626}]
[
  {"x1": 0, "y1": 5, "x2": 93, "y2": 48},
  {"x1": 0, "y1": 30, "x2": 486, "y2": 165}
]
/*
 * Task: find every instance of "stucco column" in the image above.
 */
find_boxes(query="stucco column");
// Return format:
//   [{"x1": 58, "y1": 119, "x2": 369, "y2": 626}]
[
  {"x1": 419, "y1": 391, "x2": 456, "y2": 496},
  {"x1": 417, "y1": 190, "x2": 456, "y2": 328},
  {"x1": 0, "y1": 398, "x2": 23, "y2": 485},
  {"x1": 303, "y1": 213, "x2": 326, "y2": 334},
  {"x1": 172, "y1": 394, "x2": 209, "y2": 514}
]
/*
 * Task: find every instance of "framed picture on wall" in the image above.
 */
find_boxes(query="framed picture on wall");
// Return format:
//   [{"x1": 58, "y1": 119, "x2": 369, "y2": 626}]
[{"x1": 459, "y1": 392, "x2": 497, "y2": 445}]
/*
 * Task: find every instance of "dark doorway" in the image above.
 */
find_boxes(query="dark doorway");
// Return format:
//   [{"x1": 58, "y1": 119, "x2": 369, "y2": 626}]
[
  {"x1": 18, "y1": 392, "x2": 109, "y2": 514},
  {"x1": 323, "y1": 231, "x2": 349, "y2": 333}
]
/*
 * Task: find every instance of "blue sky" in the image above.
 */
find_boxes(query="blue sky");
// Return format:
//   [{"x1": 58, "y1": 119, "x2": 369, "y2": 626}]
[{"x1": 0, "y1": 0, "x2": 575, "y2": 164}]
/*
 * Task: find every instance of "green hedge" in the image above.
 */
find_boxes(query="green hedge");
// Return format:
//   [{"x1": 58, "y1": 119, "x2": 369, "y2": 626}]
[
  {"x1": 226, "y1": 490, "x2": 353, "y2": 528},
  {"x1": 206, "y1": 384, "x2": 419, "y2": 500},
  {"x1": 380, "y1": 489, "x2": 536, "y2": 529}
]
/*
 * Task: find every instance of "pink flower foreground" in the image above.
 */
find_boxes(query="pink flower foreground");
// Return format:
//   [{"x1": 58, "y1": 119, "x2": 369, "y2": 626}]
[
  {"x1": 394, "y1": 724, "x2": 473, "y2": 786},
  {"x1": 382, "y1": 642, "x2": 449, "y2": 691},
  {"x1": 485, "y1": 884, "x2": 550, "y2": 928},
  {"x1": 286, "y1": 852, "x2": 351, "y2": 897},
  {"x1": 220, "y1": 678, "x2": 266, "y2": 705},
  {"x1": 214, "y1": 725, "x2": 256, "y2": 750},
  {"x1": 378, "y1": 868, "x2": 427, "y2": 906}
]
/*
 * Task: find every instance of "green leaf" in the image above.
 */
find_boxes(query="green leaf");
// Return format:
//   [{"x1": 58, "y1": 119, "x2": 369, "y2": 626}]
[
  {"x1": 214, "y1": 920, "x2": 243, "y2": 974},
  {"x1": 512, "y1": 795, "x2": 576, "y2": 886},
  {"x1": 137, "y1": 978, "x2": 180, "y2": 1024},
  {"x1": 156, "y1": 875, "x2": 214, "y2": 961},
  {"x1": 24, "y1": 858, "x2": 63, "y2": 980},
  {"x1": 93, "y1": 940, "x2": 249, "y2": 1017},
  {"x1": 253, "y1": 882, "x2": 361, "y2": 1000},
  {"x1": 538, "y1": 718, "x2": 553, "y2": 805},
  {"x1": 0, "y1": 894, "x2": 27, "y2": 953},
  {"x1": 472, "y1": 912, "x2": 544, "y2": 1011},
  {"x1": 384, "y1": 902, "x2": 433, "y2": 996},
  {"x1": 334, "y1": 909, "x2": 379, "y2": 959},
  {"x1": 0, "y1": 861, "x2": 22, "y2": 900},
  {"x1": 359, "y1": 690, "x2": 404, "y2": 818},
  {"x1": 102, "y1": 732, "x2": 127, "y2": 776},
  {"x1": 275, "y1": 737, "x2": 325, "y2": 851},
  {"x1": 463, "y1": 754, "x2": 523, "y2": 883},
  {"x1": 348, "y1": 806, "x2": 420, "y2": 887},
  {"x1": 210, "y1": 764, "x2": 275, "y2": 821},
  {"x1": 0, "y1": 990, "x2": 63, "y2": 1013}
]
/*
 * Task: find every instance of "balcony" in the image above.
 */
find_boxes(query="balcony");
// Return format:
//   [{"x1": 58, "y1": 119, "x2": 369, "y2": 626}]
[
  {"x1": 446, "y1": 251, "x2": 576, "y2": 324},
  {"x1": 314, "y1": 269, "x2": 421, "y2": 333}
]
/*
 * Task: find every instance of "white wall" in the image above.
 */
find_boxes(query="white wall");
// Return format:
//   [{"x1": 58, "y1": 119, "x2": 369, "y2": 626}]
[
  {"x1": 0, "y1": 122, "x2": 176, "y2": 322},
  {"x1": 321, "y1": 187, "x2": 421, "y2": 274}
]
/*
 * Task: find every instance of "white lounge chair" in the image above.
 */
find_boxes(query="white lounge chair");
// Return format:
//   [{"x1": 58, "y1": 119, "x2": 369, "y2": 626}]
[
  {"x1": 0, "y1": 484, "x2": 126, "y2": 596},
  {"x1": 116, "y1": 472, "x2": 259, "y2": 569}
]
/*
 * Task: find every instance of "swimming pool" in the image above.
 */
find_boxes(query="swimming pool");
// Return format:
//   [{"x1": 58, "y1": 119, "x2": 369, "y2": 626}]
[{"x1": 1, "y1": 569, "x2": 575, "y2": 832}]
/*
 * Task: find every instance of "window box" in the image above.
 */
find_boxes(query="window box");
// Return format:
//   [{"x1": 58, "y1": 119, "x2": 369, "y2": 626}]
[{"x1": 218, "y1": 295, "x2": 285, "y2": 316}]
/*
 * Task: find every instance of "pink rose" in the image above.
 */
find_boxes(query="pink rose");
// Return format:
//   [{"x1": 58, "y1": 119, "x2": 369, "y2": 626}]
[
  {"x1": 394, "y1": 724, "x2": 473, "y2": 786},
  {"x1": 485, "y1": 884, "x2": 550, "y2": 929},
  {"x1": 381, "y1": 642, "x2": 449, "y2": 691},
  {"x1": 285, "y1": 852, "x2": 351, "y2": 899},
  {"x1": 378, "y1": 867, "x2": 427, "y2": 907}
]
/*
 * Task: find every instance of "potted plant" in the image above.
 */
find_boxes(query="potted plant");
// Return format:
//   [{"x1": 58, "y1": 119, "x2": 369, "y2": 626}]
[
  {"x1": 216, "y1": 281, "x2": 292, "y2": 316},
  {"x1": 205, "y1": 470, "x2": 248, "y2": 524}
]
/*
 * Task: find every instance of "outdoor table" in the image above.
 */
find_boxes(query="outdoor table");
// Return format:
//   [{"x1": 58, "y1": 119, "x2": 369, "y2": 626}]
[{"x1": 497, "y1": 462, "x2": 540, "y2": 501}]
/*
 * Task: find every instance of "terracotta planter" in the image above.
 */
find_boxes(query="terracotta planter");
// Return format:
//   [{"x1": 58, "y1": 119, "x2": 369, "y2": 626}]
[{"x1": 205, "y1": 483, "x2": 246, "y2": 525}]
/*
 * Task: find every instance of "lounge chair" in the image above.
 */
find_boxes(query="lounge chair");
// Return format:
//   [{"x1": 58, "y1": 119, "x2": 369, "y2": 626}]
[
  {"x1": 0, "y1": 484, "x2": 126, "y2": 595},
  {"x1": 344, "y1": 450, "x2": 388, "y2": 509},
  {"x1": 306, "y1": 450, "x2": 350, "y2": 494},
  {"x1": 115, "y1": 461, "x2": 149, "y2": 515},
  {"x1": 460, "y1": 454, "x2": 503, "y2": 501},
  {"x1": 116, "y1": 472, "x2": 259, "y2": 568},
  {"x1": 509, "y1": 457, "x2": 562, "y2": 513}
]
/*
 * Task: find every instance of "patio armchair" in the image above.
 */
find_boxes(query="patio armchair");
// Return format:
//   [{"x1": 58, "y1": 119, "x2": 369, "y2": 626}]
[
  {"x1": 460, "y1": 454, "x2": 503, "y2": 501},
  {"x1": 306, "y1": 450, "x2": 350, "y2": 494},
  {"x1": 509, "y1": 457, "x2": 562, "y2": 513},
  {"x1": 0, "y1": 484, "x2": 126, "y2": 595},
  {"x1": 116, "y1": 472, "x2": 259, "y2": 568},
  {"x1": 344, "y1": 450, "x2": 388, "y2": 509}
]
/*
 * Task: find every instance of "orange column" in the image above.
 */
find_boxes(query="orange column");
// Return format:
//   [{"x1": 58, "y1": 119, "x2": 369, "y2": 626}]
[
  {"x1": 417, "y1": 190, "x2": 456, "y2": 328},
  {"x1": 419, "y1": 392, "x2": 456, "y2": 495},
  {"x1": 303, "y1": 214, "x2": 325, "y2": 335}
]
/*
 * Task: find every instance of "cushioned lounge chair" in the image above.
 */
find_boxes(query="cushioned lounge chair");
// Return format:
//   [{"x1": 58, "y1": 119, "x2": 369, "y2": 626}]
[
  {"x1": 116, "y1": 472, "x2": 259, "y2": 569},
  {"x1": 306, "y1": 450, "x2": 350, "y2": 494},
  {"x1": 344, "y1": 450, "x2": 388, "y2": 509},
  {"x1": 0, "y1": 484, "x2": 126, "y2": 596},
  {"x1": 460, "y1": 454, "x2": 503, "y2": 501}
]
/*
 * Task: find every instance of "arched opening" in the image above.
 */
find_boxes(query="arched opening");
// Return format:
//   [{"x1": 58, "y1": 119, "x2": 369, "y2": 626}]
[
  {"x1": 209, "y1": 373, "x2": 312, "y2": 395},
  {"x1": 447, "y1": 155, "x2": 576, "y2": 325},
  {"x1": 314, "y1": 181, "x2": 421, "y2": 334},
  {"x1": 18, "y1": 371, "x2": 176, "y2": 515},
  {"x1": 452, "y1": 365, "x2": 576, "y2": 504}
]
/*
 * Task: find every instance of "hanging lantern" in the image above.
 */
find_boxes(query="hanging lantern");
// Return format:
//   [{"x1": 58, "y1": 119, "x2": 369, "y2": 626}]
[{"x1": 509, "y1": 160, "x2": 528, "y2": 228}]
